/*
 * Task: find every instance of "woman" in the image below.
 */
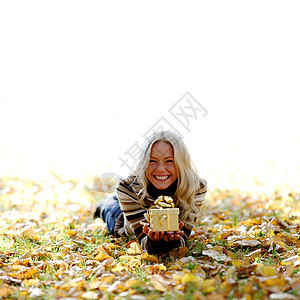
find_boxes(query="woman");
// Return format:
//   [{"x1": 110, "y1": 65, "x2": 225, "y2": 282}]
[{"x1": 94, "y1": 131, "x2": 207, "y2": 254}]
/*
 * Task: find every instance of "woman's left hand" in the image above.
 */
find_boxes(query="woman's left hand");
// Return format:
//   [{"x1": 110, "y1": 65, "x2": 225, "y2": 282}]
[{"x1": 163, "y1": 221, "x2": 184, "y2": 242}]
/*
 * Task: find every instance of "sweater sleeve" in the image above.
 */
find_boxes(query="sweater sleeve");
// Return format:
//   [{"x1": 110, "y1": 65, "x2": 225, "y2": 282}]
[{"x1": 116, "y1": 176, "x2": 147, "y2": 243}]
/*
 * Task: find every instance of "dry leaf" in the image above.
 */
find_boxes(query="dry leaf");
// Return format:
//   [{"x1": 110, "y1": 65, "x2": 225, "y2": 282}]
[
  {"x1": 0, "y1": 286, "x2": 16, "y2": 297},
  {"x1": 151, "y1": 276, "x2": 167, "y2": 292},
  {"x1": 285, "y1": 264, "x2": 294, "y2": 277},
  {"x1": 202, "y1": 249, "x2": 231, "y2": 262},
  {"x1": 95, "y1": 244, "x2": 113, "y2": 262},
  {"x1": 95, "y1": 251, "x2": 112, "y2": 262},
  {"x1": 101, "y1": 275, "x2": 115, "y2": 284},
  {"x1": 81, "y1": 291, "x2": 99, "y2": 299},
  {"x1": 257, "y1": 265, "x2": 277, "y2": 277},
  {"x1": 140, "y1": 251, "x2": 160, "y2": 263},
  {"x1": 234, "y1": 239, "x2": 260, "y2": 247},
  {"x1": 125, "y1": 279, "x2": 140, "y2": 288},
  {"x1": 127, "y1": 242, "x2": 143, "y2": 255},
  {"x1": 269, "y1": 292, "x2": 297, "y2": 299},
  {"x1": 200, "y1": 279, "x2": 216, "y2": 294},
  {"x1": 169, "y1": 246, "x2": 188, "y2": 259},
  {"x1": 232, "y1": 259, "x2": 244, "y2": 268},
  {"x1": 262, "y1": 276, "x2": 286, "y2": 292},
  {"x1": 181, "y1": 273, "x2": 202, "y2": 284},
  {"x1": 22, "y1": 278, "x2": 40, "y2": 286}
]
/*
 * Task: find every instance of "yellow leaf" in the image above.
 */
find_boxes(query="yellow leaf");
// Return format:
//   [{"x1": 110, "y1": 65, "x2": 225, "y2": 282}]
[
  {"x1": 22, "y1": 278, "x2": 40, "y2": 286},
  {"x1": 200, "y1": 279, "x2": 216, "y2": 294},
  {"x1": 220, "y1": 281, "x2": 232, "y2": 292},
  {"x1": 95, "y1": 251, "x2": 112, "y2": 262},
  {"x1": 140, "y1": 252, "x2": 160, "y2": 263},
  {"x1": 127, "y1": 242, "x2": 143, "y2": 255},
  {"x1": 269, "y1": 230, "x2": 276, "y2": 237},
  {"x1": 89, "y1": 279, "x2": 101, "y2": 290},
  {"x1": 111, "y1": 263, "x2": 128, "y2": 273},
  {"x1": 232, "y1": 259, "x2": 244, "y2": 268},
  {"x1": 65, "y1": 229, "x2": 76, "y2": 236},
  {"x1": 96, "y1": 244, "x2": 112, "y2": 256},
  {"x1": 118, "y1": 254, "x2": 137, "y2": 261},
  {"x1": 151, "y1": 277, "x2": 167, "y2": 292},
  {"x1": 95, "y1": 244, "x2": 113, "y2": 262},
  {"x1": 168, "y1": 264, "x2": 181, "y2": 271},
  {"x1": 263, "y1": 276, "x2": 286, "y2": 288},
  {"x1": 258, "y1": 265, "x2": 277, "y2": 277},
  {"x1": 101, "y1": 275, "x2": 115, "y2": 284},
  {"x1": 125, "y1": 279, "x2": 140, "y2": 288},
  {"x1": 0, "y1": 286, "x2": 16, "y2": 297},
  {"x1": 146, "y1": 264, "x2": 167, "y2": 273},
  {"x1": 181, "y1": 273, "x2": 201, "y2": 284}
]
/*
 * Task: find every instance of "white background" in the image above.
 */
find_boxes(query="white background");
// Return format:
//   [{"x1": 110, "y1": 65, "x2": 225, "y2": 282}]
[{"x1": 1, "y1": 1, "x2": 299, "y2": 190}]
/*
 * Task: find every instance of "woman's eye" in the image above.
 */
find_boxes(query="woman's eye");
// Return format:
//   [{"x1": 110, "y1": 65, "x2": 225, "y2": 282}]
[{"x1": 166, "y1": 160, "x2": 174, "y2": 163}]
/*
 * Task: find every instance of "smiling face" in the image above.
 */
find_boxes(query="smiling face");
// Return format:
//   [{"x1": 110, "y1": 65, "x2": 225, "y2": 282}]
[{"x1": 146, "y1": 141, "x2": 178, "y2": 190}]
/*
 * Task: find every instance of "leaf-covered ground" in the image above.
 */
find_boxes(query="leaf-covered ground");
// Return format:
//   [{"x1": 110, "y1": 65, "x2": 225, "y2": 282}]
[{"x1": 1, "y1": 176, "x2": 300, "y2": 300}]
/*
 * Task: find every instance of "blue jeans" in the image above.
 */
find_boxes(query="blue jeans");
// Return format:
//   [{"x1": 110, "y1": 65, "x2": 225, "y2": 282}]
[{"x1": 97, "y1": 195, "x2": 122, "y2": 234}]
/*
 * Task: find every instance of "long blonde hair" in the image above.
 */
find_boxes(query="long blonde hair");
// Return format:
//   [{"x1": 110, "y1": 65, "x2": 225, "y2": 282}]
[{"x1": 133, "y1": 130, "x2": 203, "y2": 221}]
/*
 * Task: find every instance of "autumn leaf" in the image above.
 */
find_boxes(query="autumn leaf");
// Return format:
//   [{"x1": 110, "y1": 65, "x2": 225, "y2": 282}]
[
  {"x1": 202, "y1": 249, "x2": 231, "y2": 262},
  {"x1": 181, "y1": 273, "x2": 202, "y2": 284},
  {"x1": 2, "y1": 177, "x2": 300, "y2": 299},
  {"x1": 81, "y1": 291, "x2": 99, "y2": 299},
  {"x1": 140, "y1": 251, "x2": 160, "y2": 263},
  {"x1": 200, "y1": 278, "x2": 216, "y2": 294},
  {"x1": 151, "y1": 276, "x2": 167, "y2": 292},
  {"x1": 0, "y1": 285, "x2": 16, "y2": 298},
  {"x1": 126, "y1": 241, "x2": 143, "y2": 255},
  {"x1": 232, "y1": 258, "x2": 245, "y2": 268},
  {"x1": 257, "y1": 264, "x2": 277, "y2": 277},
  {"x1": 95, "y1": 244, "x2": 113, "y2": 262}
]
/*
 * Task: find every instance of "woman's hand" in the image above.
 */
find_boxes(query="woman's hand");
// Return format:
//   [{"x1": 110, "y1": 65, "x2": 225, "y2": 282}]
[{"x1": 143, "y1": 221, "x2": 184, "y2": 242}]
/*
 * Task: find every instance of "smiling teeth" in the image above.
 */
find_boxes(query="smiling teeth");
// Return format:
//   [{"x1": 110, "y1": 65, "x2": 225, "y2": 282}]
[{"x1": 155, "y1": 176, "x2": 169, "y2": 180}]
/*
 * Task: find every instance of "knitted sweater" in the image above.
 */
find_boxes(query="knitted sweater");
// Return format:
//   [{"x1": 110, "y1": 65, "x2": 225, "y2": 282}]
[{"x1": 115, "y1": 175, "x2": 207, "y2": 254}]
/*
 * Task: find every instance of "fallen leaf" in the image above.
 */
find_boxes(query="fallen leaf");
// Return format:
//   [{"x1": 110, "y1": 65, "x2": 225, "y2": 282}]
[
  {"x1": 22, "y1": 278, "x2": 40, "y2": 286},
  {"x1": 140, "y1": 251, "x2": 160, "y2": 263},
  {"x1": 232, "y1": 259, "x2": 244, "y2": 268},
  {"x1": 0, "y1": 286, "x2": 16, "y2": 297},
  {"x1": 181, "y1": 273, "x2": 202, "y2": 284},
  {"x1": 200, "y1": 278, "x2": 216, "y2": 294},
  {"x1": 81, "y1": 291, "x2": 99, "y2": 299},
  {"x1": 257, "y1": 265, "x2": 277, "y2": 277},
  {"x1": 202, "y1": 249, "x2": 231, "y2": 262},
  {"x1": 269, "y1": 292, "x2": 297, "y2": 299},
  {"x1": 127, "y1": 242, "x2": 143, "y2": 255},
  {"x1": 234, "y1": 239, "x2": 260, "y2": 247},
  {"x1": 151, "y1": 276, "x2": 167, "y2": 292}
]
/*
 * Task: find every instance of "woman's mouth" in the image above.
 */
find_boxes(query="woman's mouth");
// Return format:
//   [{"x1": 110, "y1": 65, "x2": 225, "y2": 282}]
[{"x1": 154, "y1": 175, "x2": 170, "y2": 181}]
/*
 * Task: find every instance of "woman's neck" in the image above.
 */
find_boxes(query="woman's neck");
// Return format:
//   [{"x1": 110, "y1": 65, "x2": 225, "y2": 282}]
[{"x1": 147, "y1": 179, "x2": 178, "y2": 198}]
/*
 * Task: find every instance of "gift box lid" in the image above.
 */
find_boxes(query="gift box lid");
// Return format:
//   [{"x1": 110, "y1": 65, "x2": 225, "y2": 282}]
[{"x1": 149, "y1": 207, "x2": 179, "y2": 215}]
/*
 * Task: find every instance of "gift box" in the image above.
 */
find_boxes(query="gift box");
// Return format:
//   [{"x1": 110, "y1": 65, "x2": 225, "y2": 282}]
[{"x1": 149, "y1": 208, "x2": 179, "y2": 231}]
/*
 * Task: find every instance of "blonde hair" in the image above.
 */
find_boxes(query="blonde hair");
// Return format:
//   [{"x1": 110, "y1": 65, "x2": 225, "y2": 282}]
[{"x1": 133, "y1": 130, "x2": 203, "y2": 221}]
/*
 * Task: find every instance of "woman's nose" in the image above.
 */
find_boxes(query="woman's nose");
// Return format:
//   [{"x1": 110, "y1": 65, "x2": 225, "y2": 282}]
[{"x1": 156, "y1": 162, "x2": 166, "y2": 171}]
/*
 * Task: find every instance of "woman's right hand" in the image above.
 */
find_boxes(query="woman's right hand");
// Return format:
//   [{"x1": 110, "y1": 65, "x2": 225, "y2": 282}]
[{"x1": 143, "y1": 224, "x2": 165, "y2": 242}]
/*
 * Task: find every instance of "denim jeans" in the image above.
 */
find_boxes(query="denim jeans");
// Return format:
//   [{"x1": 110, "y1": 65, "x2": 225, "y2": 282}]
[{"x1": 96, "y1": 194, "x2": 122, "y2": 234}]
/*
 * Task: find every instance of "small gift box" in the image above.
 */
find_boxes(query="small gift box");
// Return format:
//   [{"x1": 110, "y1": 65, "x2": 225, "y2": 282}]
[{"x1": 149, "y1": 207, "x2": 180, "y2": 231}]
